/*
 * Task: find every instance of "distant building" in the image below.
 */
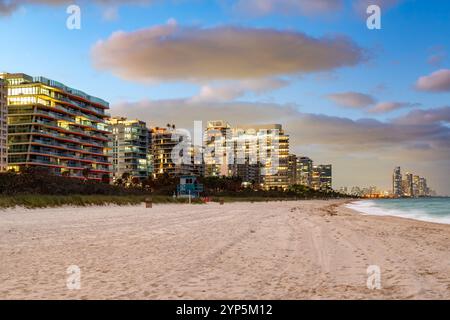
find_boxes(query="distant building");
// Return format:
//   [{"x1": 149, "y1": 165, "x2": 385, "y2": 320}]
[
  {"x1": 0, "y1": 73, "x2": 111, "y2": 180},
  {"x1": 403, "y1": 173, "x2": 414, "y2": 197},
  {"x1": 312, "y1": 164, "x2": 332, "y2": 191},
  {"x1": 109, "y1": 117, "x2": 152, "y2": 182},
  {"x1": 0, "y1": 79, "x2": 7, "y2": 172},
  {"x1": 296, "y1": 156, "x2": 313, "y2": 187},
  {"x1": 392, "y1": 166, "x2": 403, "y2": 197}
]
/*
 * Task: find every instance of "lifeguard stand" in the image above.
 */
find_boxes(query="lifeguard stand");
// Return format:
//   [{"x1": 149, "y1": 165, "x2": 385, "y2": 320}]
[{"x1": 177, "y1": 176, "x2": 204, "y2": 198}]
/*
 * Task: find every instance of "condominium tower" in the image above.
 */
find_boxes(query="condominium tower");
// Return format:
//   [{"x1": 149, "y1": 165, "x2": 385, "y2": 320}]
[
  {"x1": 231, "y1": 124, "x2": 290, "y2": 190},
  {"x1": 109, "y1": 117, "x2": 152, "y2": 181},
  {"x1": 312, "y1": 164, "x2": 332, "y2": 191},
  {"x1": 392, "y1": 166, "x2": 403, "y2": 197},
  {"x1": 0, "y1": 78, "x2": 6, "y2": 171},
  {"x1": 0, "y1": 73, "x2": 111, "y2": 180}
]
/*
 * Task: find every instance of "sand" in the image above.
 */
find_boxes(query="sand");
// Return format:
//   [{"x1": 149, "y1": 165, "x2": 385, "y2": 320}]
[{"x1": 1, "y1": 200, "x2": 449, "y2": 300}]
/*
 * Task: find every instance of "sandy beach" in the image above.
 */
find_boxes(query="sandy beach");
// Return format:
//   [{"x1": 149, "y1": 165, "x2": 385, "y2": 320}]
[{"x1": 1, "y1": 200, "x2": 449, "y2": 300}]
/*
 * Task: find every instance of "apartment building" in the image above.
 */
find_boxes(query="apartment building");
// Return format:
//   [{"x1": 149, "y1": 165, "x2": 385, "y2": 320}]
[
  {"x1": 0, "y1": 73, "x2": 111, "y2": 180},
  {"x1": 312, "y1": 164, "x2": 332, "y2": 191},
  {"x1": 0, "y1": 78, "x2": 7, "y2": 171},
  {"x1": 151, "y1": 125, "x2": 203, "y2": 178},
  {"x1": 109, "y1": 117, "x2": 152, "y2": 181}
]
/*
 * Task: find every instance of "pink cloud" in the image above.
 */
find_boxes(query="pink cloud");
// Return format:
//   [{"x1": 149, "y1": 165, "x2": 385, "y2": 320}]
[{"x1": 415, "y1": 69, "x2": 450, "y2": 93}]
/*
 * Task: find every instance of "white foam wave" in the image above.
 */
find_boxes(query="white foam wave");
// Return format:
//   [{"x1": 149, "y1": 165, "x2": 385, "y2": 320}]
[{"x1": 346, "y1": 200, "x2": 450, "y2": 225}]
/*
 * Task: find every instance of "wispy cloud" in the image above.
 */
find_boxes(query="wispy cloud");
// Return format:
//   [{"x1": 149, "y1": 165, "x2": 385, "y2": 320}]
[
  {"x1": 368, "y1": 101, "x2": 420, "y2": 114},
  {"x1": 326, "y1": 92, "x2": 376, "y2": 108},
  {"x1": 190, "y1": 78, "x2": 288, "y2": 103},
  {"x1": 231, "y1": 0, "x2": 343, "y2": 17},
  {"x1": 0, "y1": 0, "x2": 150, "y2": 16},
  {"x1": 91, "y1": 21, "x2": 366, "y2": 82}
]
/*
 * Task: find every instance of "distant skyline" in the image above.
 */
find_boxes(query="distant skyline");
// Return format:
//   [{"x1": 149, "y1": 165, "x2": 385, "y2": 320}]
[{"x1": 0, "y1": 0, "x2": 449, "y2": 195}]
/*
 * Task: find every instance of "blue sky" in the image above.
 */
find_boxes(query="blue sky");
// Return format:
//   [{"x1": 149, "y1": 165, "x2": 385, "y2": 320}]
[{"x1": 0, "y1": 0, "x2": 449, "y2": 193}]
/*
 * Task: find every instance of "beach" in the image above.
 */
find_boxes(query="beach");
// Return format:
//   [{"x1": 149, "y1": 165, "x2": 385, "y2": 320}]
[{"x1": 1, "y1": 200, "x2": 449, "y2": 300}]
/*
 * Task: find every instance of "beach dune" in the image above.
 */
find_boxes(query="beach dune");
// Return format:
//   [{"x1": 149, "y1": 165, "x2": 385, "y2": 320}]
[{"x1": 1, "y1": 200, "x2": 449, "y2": 300}]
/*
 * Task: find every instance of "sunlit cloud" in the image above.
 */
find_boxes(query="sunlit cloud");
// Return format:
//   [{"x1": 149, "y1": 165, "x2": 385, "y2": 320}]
[
  {"x1": 91, "y1": 21, "x2": 367, "y2": 82},
  {"x1": 415, "y1": 69, "x2": 450, "y2": 93},
  {"x1": 326, "y1": 92, "x2": 376, "y2": 108},
  {"x1": 368, "y1": 101, "x2": 420, "y2": 114}
]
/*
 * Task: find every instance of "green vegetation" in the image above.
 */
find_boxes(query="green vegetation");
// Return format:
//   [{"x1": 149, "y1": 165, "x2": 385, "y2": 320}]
[
  {"x1": 0, "y1": 195, "x2": 205, "y2": 209},
  {"x1": 0, "y1": 168, "x2": 350, "y2": 209}
]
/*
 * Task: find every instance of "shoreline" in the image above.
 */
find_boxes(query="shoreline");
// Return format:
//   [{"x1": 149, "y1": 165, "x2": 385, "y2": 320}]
[
  {"x1": 346, "y1": 198, "x2": 450, "y2": 226},
  {"x1": 1, "y1": 200, "x2": 449, "y2": 299}
]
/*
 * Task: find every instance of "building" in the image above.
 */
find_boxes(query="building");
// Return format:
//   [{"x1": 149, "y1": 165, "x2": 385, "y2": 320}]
[
  {"x1": 312, "y1": 164, "x2": 332, "y2": 191},
  {"x1": 296, "y1": 156, "x2": 313, "y2": 187},
  {"x1": 0, "y1": 78, "x2": 7, "y2": 172},
  {"x1": 287, "y1": 154, "x2": 297, "y2": 185},
  {"x1": 392, "y1": 166, "x2": 403, "y2": 197},
  {"x1": 0, "y1": 73, "x2": 111, "y2": 180},
  {"x1": 151, "y1": 125, "x2": 203, "y2": 178},
  {"x1": 204, "y1": 120, "x2": 231, "y2": 177},
  {"x1": 232, "y1": 124, "x2": 290, "y2": 190},
  {"x1": 403, "y1": 172, "x2": 414, "y2": 197},
  {"x1": 418, "y1": 177, "x2": 428, "y2": 197},
  {"x1": 109, "y1": 117, "x2": 152, "y2": 182}
]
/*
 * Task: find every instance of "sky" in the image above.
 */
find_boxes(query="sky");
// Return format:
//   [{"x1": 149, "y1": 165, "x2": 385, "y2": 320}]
[{"x1": 0, "y1": 0, "x2": 449, "y2": 194}]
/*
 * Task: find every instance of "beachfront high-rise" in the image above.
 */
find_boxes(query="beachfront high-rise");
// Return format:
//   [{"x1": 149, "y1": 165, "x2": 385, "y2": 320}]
[
  {"x1": 0, "y1": 73, "x2": 111, "y2": 180},
  {"x1": 296, "y1": 156, "x2": 313, "y2": 187},
  {"x1": 151, "y1": 125, "x2": 203, "y2": 178},
  {"x1": 311, "y1": 164, "x2": 332, "y2": 191},
  {"x1": 393, "y1": 166, "x2": 403, "y2": 197},
  {"x1": 109, "y1": 117, "x2": 152, "y2": 182},
  {"x1": 204, "y1": 120, "x2": 231, "y2": 177},
  {"x1": 0, "y1": 78, "x2": 7, "y2": 172},
  {"x1": 231, "y1": 124, "x2": 290, "y2": 190}
]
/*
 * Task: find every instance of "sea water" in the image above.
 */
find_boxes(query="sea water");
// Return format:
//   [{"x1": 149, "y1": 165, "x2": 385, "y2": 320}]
[{"x1": 347, "y1": 198, "x2": 450, "y2": 225}]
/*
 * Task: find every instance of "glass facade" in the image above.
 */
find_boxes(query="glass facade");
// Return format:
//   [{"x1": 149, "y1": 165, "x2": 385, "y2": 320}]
[
  {"x1": 0, "y1": 73, "x2": 111, "y2": 180},
  {"x1": 0, "y1": 79, "x2": 7, "y2": 171},
  {"x1": 109, "y1": 117, "x2": 152, "y2": 181}
]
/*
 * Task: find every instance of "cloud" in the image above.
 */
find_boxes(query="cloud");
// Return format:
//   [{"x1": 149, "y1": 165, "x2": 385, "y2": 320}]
[
  {"x1": 394, "y1": 106, "x2": 450, "y2": 125},
  {"x1": 326, "y1": 92, "x2": 376, "y2": 108},
  {"x1": 190, "y1": 78, "x2": 288, "y2": 103},
  {"x1": 91, "y1": 21, "x2": 366, "y2": 82},
  {"x1": 232, "y1": 0, "x2": 343, "y2": 17},
  {"x1": 368, "y1": 101, "x2": 420, "y2": 114},
  {"x1": 415, "y1": 69, "x2": 450, "y2": 93},
  {"x1": 0, "y1": 0, "x2": 150, "y2": 16},
  {"x1": 427, "y1": 46, "x2": 447, "y2": 67}
]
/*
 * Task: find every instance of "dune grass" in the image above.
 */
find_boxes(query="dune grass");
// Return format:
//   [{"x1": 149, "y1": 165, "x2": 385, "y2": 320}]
[{"x1": 0, "y1": 195, "x2": 205, "y2": 209}]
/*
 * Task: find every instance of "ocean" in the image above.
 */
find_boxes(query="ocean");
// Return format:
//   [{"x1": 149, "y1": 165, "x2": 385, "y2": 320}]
[{"x1": 347, "y1": 198, "x2": 450, "y2": 225}]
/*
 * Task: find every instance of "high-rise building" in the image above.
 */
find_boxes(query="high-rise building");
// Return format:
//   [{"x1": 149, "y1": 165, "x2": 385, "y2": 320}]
[
  {"x1": 419, "y1": 177, "x2": 428, "y2": 197},
  {"x1": 296, "y1": 156, "x2": 313, "y2": 187},
  {"x1": 0, "y1": 78, "x2": 7, "y2": 172},
  {"x1": 403, "y1": 173, "x2": 414, "y2": 197},
  {"x1": 0, "y1": 73, "x2": 111, "y2": 180},
  {"x1": 151, "y1": 125, "x2": 203, "y2": 178},
  {"x1": 312, "y1": 164, "x2": 332, "y2": 191},
  {"x1": 413, "y1": 175, "x2": 420, "y2": 197},
  {"x1": 287, "y1": 154, "x2": 297, "y2": 185},
  {"x1": 204, "y1": 120, "x2": 231, "y2": 177},
  {"x1": 109, "y1": 117, "x2": 152, "y2": 182},
  {"x1": 392, "y1": 166, "x2": 403, "y2": 197},
  {"x1": 232, "y1": 124, "x2": 290, "y2": 190}
]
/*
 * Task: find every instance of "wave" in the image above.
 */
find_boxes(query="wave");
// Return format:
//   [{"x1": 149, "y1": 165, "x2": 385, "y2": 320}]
[{"x1": 346, "y1": 200, "x2": 450, "y2": 225}]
